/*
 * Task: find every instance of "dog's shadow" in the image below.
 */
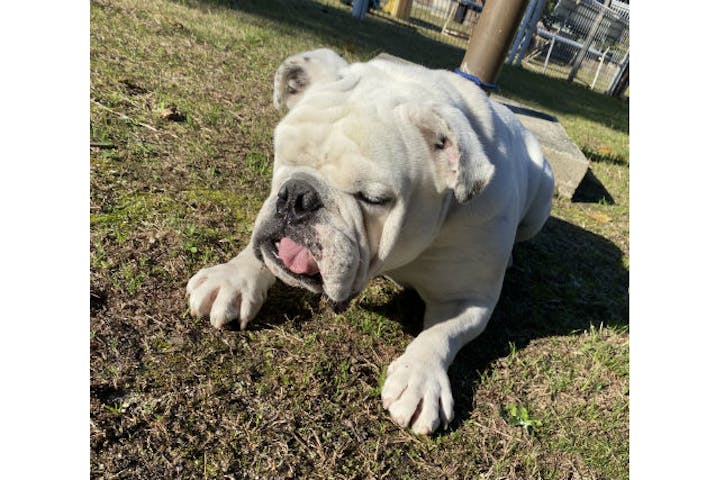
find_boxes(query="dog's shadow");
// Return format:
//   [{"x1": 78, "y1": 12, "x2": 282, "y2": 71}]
[
  {"x1": 220, "y1": 283, "x2": 320, "y2": 331},
  {"x1": 364, "y1": 215, "x2": 629, "y2": 429},
  {"x1": 236, "y1": 215, "x2": 628, "y2": 431}
]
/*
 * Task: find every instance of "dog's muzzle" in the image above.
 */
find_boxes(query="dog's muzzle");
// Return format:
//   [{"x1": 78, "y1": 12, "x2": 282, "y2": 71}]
[
  {"x1": 275, "y1": 178, "x2": 323, "y2": 223},
  {"x1": 253, "y1": 177, "x2": 325, "y2": 292}
]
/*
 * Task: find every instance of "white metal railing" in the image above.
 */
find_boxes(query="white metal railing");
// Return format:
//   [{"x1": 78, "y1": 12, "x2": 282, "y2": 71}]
[{"x1": 315, "y1": 0, "x2": 628, "y2": 95}]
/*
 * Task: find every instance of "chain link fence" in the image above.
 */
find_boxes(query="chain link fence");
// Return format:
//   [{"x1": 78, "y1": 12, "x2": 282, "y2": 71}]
[
  {"x1": 312, "y1": 0, "x2": 628, "y2": 95},
  {"x1": 327, "y1": 0, "x2": 485, "y2": 48},
  {"x1": 513, "y1": 0, "x2": 629, "y2": 94}
]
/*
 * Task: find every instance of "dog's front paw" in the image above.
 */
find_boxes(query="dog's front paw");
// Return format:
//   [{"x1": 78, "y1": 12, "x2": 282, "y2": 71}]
[
  {"x1": 186, "y1": 257, "x2": 274, "y2": 330},
  {"x1": 381, "y1": 352, "x2": 454, "y2": 435}
]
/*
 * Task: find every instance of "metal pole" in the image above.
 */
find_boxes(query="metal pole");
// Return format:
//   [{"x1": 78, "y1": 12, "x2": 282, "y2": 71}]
[
  {"x1": 352, "y1": 0, "x2": 370, "y2": 20},
  {"x1": 543, "y1": 12, "x2": 570, "y2": 74},
  {"x1": 513, "y1": 0, "x2": 548, "y2": 66},
  {"x1": 542, "y1": 35, "x2": 555, "y2": 73},
  {"x1": 459, "y1": 0, "x2": 530, "y2": 92},
  {"x1": 590, "y1": 45, "x2": 610, "y2": 90},
  {"x1": 607, "y1": 55, "x2": 628, "y2": 97},
  {"x1": 507, "y1": 0, "x2": 538, "y2": 65},
  {"x1": 606, "y1": 48, "x2": 629, "y2": 95}
]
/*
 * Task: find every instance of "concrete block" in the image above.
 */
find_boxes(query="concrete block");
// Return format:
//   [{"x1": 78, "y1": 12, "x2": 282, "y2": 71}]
[{"x1": 493, "y1": 95, "x2": 589, "y2": 199}]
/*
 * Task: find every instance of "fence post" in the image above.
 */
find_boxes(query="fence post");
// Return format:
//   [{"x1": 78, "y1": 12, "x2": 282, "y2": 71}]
[
  {"x1": 388, "y1": 0, "x2": 413, "y2": 20},
  {"x1": 567, "y1": 0, "x2": 612, "y2": 83},
  {"x1": 459, "y1": 0, "x2": 530, "y2": 92}
]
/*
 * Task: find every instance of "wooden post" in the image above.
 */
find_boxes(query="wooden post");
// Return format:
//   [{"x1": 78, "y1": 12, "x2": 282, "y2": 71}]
[
  {"x1": 459, "y1": 0, "x2": 530, "y2": 91},
  {"x1": 387, "y1": 0, "x2": 413, "y2": 20}
]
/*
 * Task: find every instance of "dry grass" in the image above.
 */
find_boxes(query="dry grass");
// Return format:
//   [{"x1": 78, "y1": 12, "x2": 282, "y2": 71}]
[{"x1": 90, "y1": 0, "x2": 629, "y2": 478}]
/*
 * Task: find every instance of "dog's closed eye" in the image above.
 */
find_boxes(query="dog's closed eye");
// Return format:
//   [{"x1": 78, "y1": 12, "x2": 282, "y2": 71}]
[
  {"x1": 355, "y1": 191, "x2": 392, "y2": 206},
  {"x1": 435, "y1": 134, "x2": 448, "y2": 150},
  {"x1": 287, "y1": 78, "x2": 304, "y2": 95}
]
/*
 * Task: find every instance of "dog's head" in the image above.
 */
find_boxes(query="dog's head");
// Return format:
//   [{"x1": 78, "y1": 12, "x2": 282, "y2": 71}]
[{"x1": 253, "y1": 49, "x2": 495, "y2": 308}]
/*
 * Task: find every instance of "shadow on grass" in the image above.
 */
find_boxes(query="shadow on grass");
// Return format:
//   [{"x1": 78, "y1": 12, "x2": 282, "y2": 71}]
[
  {"x1": 180, "y1": 0, "x2": 465, "y2": 68},
  {"x1": 405, "y1": 15, "x2": 444, "y2": 35},
  {"x1": 179, "y1": 0, "x2": 627, "y2": 135},
  {"x1": 221, "y1": 282, "x2": 320, "y2": 331},
  {"x1": 365, "y1": 215, "x2": 628, "y2": 429},
  {"x1": 498, "y1": 65, "x2": 629, "y2": 135},
  {"x1": 581, "y1": 145, "x2": 628, "y2": 166},
  {"x1": 572, "y1": 168, "x2": 615, "y2": 204}
]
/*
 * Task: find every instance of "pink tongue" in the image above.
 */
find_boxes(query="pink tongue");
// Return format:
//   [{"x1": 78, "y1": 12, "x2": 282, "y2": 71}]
[{"x1": 278, "y1": 237, "x2": 320, "y2": 275}]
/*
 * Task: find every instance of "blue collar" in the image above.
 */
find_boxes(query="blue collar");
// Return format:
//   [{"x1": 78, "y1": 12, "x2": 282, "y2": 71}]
[{"x1": 454, "y1": 68, "x2": 498, "y2": 91}]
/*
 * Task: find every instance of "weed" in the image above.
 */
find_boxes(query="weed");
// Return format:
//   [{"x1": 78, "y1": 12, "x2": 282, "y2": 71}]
[
  {"x1": 504, "y1": 405, "x2": 543, "y2": 434},
  {"x1": 103, "y1": 402, "x2": 124, "y2": 416},
  {"x1": 183, "y1": 224, "x2": 200, "y2": 255}
]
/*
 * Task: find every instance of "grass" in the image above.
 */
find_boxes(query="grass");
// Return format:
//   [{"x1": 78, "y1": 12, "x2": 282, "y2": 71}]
[
  {"x1": 90, "y1": 0, "x2": 629, "y2": 478},
  {"x1": 521, "y1": 55, "x2": 623, "y2": 94}
]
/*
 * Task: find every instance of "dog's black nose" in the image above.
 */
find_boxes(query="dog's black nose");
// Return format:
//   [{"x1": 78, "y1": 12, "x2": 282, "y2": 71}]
[{"x1": 276, "y1": 179, "x2": 323, "y2": 221}]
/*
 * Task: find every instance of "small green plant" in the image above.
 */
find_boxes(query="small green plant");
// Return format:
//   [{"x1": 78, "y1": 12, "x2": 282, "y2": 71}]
[
  {"x1": 504, "y1": 405, "x2": 542, "y2": 434},
  {"x1": 184, "y1": 225, "x2": 199, "y2": 254},
  {"x1": 104, "y1": 402, "x2": 124, "y2": 416}
]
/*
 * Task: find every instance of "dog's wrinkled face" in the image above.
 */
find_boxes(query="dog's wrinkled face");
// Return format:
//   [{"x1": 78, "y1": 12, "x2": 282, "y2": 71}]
[
  {"x1": 252, "y1": 50, "x2": 495, "y2": 306},
  {"x1": 253, "y1": 101, "x2": 416, "y2": 308}
]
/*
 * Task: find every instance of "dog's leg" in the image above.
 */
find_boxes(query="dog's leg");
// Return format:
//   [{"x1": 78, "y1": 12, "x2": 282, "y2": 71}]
[
  {"x1": 381, "y1": 299, "x2": 496, "y2": 434},
  {"x1": 186, "y1": 245, "x2": 276, "y2": 329}
]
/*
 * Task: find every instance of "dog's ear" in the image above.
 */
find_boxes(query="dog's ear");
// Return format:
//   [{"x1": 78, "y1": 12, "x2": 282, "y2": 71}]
[
  {"x1": 401, "y1": 103, "x2": 495, "y2": 203},
  {"x1": 273, "y1": 49, "x2": 348, "y2": 111}
]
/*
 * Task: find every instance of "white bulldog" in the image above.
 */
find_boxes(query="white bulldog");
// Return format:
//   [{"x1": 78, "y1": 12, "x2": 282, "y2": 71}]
[{"x1": 187, "y1": 49, "x2": 554, "y2": 434}]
